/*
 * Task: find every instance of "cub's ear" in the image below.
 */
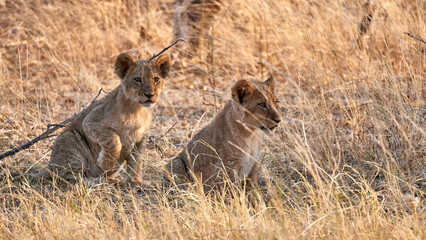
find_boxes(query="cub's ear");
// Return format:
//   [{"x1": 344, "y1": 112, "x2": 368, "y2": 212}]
[
  {"x1": 264, "y1": 75, "x2": 275, "y2": 92},
  {"x1": 231, "y1": 79, "x2": 254, "y2": 105},
  {"x1": 115, "y1": 53, "x2": 136, "y2": 80},
  {"x1": 155, "y1": 55, "x2": 171, "y2": 78}
]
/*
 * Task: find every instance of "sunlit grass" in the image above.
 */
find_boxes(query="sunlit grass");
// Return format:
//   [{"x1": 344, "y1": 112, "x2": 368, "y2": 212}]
[{"x1": 0, "y1": 0, "x2": 424, "y2": 239}]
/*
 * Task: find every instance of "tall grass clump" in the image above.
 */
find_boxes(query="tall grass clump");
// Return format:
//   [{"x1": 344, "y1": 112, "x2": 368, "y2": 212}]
[{"x1": 0, "y1": 0, "x2": 424, "y2": 239}]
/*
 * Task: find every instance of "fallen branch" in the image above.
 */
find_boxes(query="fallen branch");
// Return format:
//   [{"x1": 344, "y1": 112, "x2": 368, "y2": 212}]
[
  {"x1": 0, "y1": 89, "x2": 104, "y2": 160},
  {"x1": 149, "y1": 36, "x2": 187, "y2": 62},
  {"x1": 404, "y1": 32, "x2": 426, "y2": 44}
]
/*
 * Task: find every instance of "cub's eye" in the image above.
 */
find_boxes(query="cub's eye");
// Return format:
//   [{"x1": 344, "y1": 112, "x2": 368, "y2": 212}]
[
  {"x1": 258, "y1": 102, "x2": 267, "y2": 109},
  {"x1": 134, "y1": 77, "x2": 142, "y2": 83},
  {"x1": 153, "y1": 76, "x2": 160, "y2": 83}
]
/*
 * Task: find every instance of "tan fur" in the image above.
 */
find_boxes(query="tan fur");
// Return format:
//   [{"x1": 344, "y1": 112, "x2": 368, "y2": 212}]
[
  {"x1": 173, "y1": 0, "x2": 223, "y2": 50},
  {"x1": 166, "y1": 76, "x2": 281, "y2": 192},
  {"x1": 41, "y1": 53, "x2": 171, "y2": 184}
]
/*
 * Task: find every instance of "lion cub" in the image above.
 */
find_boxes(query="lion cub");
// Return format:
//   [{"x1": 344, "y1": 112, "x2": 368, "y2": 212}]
[
  {"x1": 44, "y1": 53, "x2": 170, "y2": 184},
  {"x1": 166, "y1": 76, "x2": 281, "y2": 192}
]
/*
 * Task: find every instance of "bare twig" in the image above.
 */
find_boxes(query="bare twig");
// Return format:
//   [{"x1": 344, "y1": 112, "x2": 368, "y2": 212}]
[
  {"x1": 404, "y1": 32, "x2": 426, "y2": 44},
  {"x1": 148, "y1": 136, "x2": 164, "y2": 154},
  {"x1": 154, "y1": 121, "x2": 178, "y2": 141},
  {"x1": 148, "y1": 121, "x2": 178, "y2": 154},
  {"x1": 148, "y1": 36, "x2": 187, "y2": 62},
  {"x1": 0, "y1": 89, "x2": 104, "y2": 160}
]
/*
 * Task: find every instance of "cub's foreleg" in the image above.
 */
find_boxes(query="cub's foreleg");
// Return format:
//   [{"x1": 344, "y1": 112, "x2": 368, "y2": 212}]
[
  {"x1": 246, "y1": 161, "x2": 262, "y2": 188},
  {"x1": 83, "y1": 123, "x2": 122, "y2": 177},
  {"x1": 125, "y1": 141, "x2": 144, "y2": 185},
  {"x1": 165, "y1": 157, "x2": 190, "y2": 188}
]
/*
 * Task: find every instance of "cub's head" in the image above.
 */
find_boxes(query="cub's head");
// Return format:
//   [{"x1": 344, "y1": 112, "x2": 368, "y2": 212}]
[
  {"x1": 231, "y1": 76, "x2": 282, "y2": 133},
  {"x1": 114, "y1": 53, "x2": 171, "y2": 107}
]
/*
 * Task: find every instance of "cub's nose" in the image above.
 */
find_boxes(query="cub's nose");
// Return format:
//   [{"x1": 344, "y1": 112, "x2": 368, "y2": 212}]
[
  {"x1": 144, "y1": 93, "x2": 154, "y2": 99},
  {"x1": 273, "y1": 118, "x2": 281, "y2": 124}
]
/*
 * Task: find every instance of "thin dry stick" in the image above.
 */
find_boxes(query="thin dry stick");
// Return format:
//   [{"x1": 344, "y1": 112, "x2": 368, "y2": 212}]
[
  {"x1": 148, "y1": 36, "x2": 187, "y2": 62},
  {"x1": 148, "y1": 121, "x2": 178, "y2": 154},
  {"x1": 0, "y1": 89, "x2": 104, "y2": 160},
  {"x1": 404, "y1": 32, "x2": 426, "y2": 44}
]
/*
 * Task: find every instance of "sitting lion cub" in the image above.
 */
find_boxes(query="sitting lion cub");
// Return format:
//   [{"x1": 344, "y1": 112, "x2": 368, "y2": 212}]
[
  {"x1": 166, "y1": 76, "x2": 281, "y2": 192},
  {"x1": 32, "y1": 53, "x2": 170, "y2": 184}
]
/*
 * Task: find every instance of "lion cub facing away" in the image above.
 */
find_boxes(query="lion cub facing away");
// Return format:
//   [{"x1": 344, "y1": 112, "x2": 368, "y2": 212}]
[
  {"x1": 35, "y1": 53, "x2": 170, "y2": 184},
  {"x1": 166, "y1": 76, "x2": 282, "y2": 192}
]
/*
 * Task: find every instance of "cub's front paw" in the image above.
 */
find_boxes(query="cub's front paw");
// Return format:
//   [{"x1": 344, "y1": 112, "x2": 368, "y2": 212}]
[{"x1": 124, "y1": 176, "x2": 142, "y2": 187}]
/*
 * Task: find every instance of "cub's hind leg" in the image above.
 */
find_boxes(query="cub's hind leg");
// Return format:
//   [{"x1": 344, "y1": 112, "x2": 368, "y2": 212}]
[
  {"x1": 83, "y1": 123, "x2": 122, "y2": 177},
  {"x1": 49, "y1": 130, "x2": 93, "y2": 182}
]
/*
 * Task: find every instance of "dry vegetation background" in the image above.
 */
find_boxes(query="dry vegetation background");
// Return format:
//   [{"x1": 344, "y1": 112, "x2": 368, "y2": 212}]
[{"x1": 0, "y1": 0, "x2": 424, "y2": 239}]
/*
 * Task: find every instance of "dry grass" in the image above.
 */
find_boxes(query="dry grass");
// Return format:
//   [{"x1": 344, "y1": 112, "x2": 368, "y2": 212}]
[{"x1": 0, "y1": 0, "x2": 425, "y2": 239}]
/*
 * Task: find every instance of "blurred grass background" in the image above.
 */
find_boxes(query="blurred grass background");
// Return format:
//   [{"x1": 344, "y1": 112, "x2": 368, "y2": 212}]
[{"x1": 0, "y1": 0, "x2": 424, "y2": 239}]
